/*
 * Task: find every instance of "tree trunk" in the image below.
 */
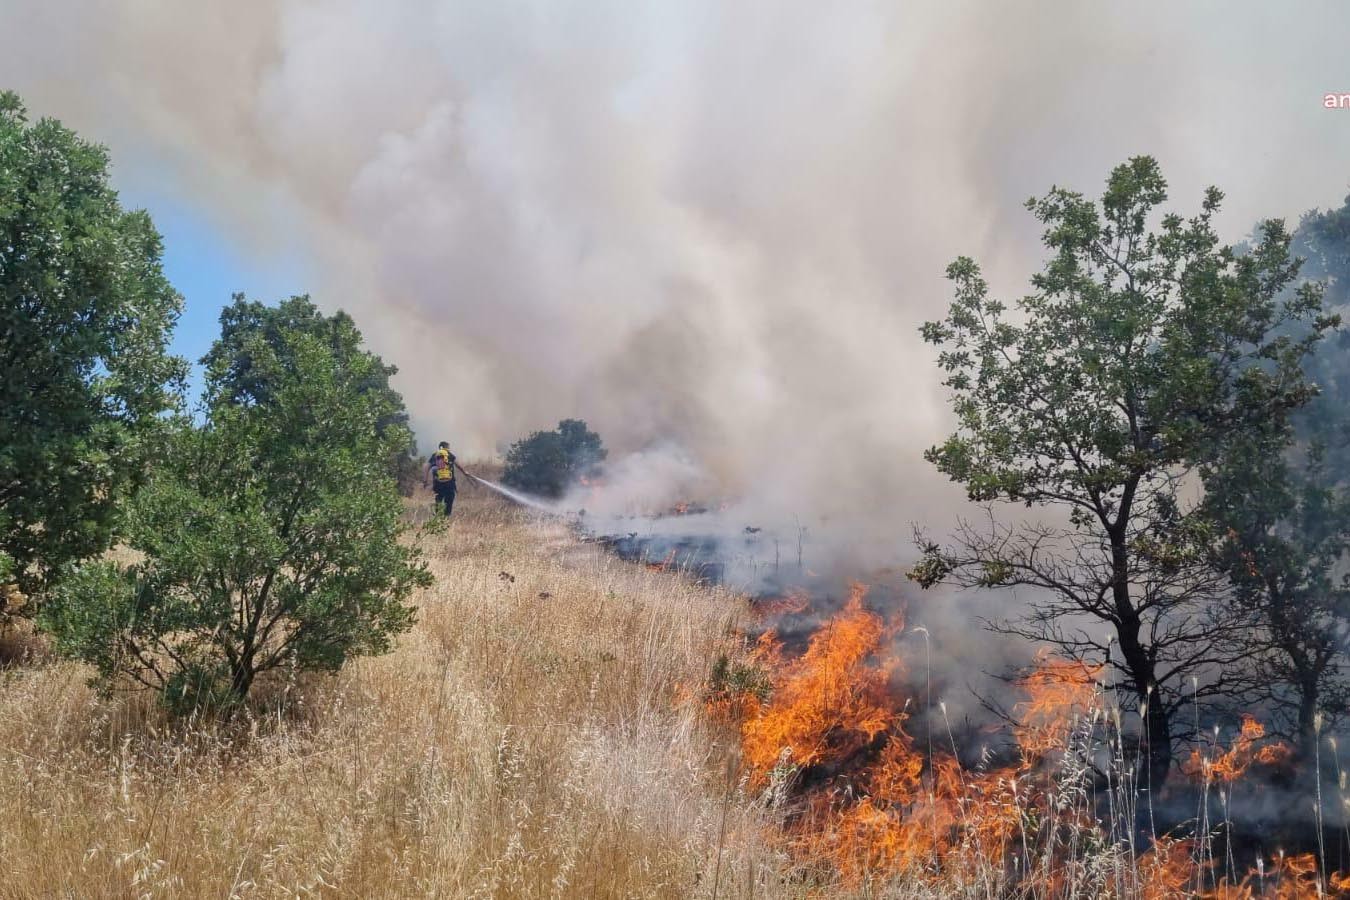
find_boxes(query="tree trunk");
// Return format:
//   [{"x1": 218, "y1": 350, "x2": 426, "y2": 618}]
[
  {"x1": 229, "y1": 654, "x2": 255, "y2": 703},
  {"x1": 1117, "y1": 612, "x2": 1172, "y2": 793},
  {"x1": 1109, "y1": 529, "x2": 1173, "y2": 797},
  {"x1": 1267, "y1": 580, "x2": 1321, "y2": 763},
  {"x1": 1296, "y1": 690, "x2": 1319, "y2": 762}
]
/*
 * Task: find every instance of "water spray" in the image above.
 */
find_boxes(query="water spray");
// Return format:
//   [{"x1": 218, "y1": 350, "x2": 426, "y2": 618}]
[{"x1": 456, "y1": 464, "x2": 556, "y2": 512}]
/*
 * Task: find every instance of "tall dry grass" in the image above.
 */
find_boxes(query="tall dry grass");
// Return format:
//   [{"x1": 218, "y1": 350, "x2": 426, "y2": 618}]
[
  {"x1": 4, "y1": 479, "x2": 1319, "y2": 898},
  {"x1": 0, "y1": 481, "x2": 798, "y2": 898}
]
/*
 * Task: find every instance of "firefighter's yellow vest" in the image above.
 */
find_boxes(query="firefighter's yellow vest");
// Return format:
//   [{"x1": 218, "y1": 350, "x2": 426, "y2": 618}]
[{"x1": 433, "y1": 450, "x2": 455, "y2": 483}]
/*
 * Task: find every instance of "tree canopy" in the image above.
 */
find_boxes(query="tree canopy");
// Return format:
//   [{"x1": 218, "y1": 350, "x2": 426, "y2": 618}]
[
  {"x1": 1191, "y1": 196, "x2": 1350, "y2": 754},
  {"x1": 42, "y1": 322, "x2": 431, "y2": 711},
  {"x1": 203, "y1": 293, "x2": 422, "y2": 493},
  {"x1": 913, "y1": 156, "x2": 1331, "y2": 789},
  {"x1": 502, "y1": 419, "x2": 606, "y2": 499},
  {"x1": 1290, "y1": 198, "x2": 1350, "y2": 475},
  {"x1": 0, "y1": 91, "x2": 185, "y2": 594}
]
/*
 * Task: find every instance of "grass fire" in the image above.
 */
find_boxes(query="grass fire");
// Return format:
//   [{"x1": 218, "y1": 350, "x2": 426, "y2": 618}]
[
  {"x1": 710, "y1": 583, "x2": 1341, "y2": 896},
  {"x1": 5, "y1": 5, "x2": 1350, "y2": 898}
]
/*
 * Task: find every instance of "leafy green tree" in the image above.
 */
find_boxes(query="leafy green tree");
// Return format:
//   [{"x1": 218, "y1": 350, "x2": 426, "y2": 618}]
[
  {"x1": 1192, "y1": 198, "x2": 1350, "y2": 757},
  {"x1": 0, "y1": 91, "x2": 185, "y2": 594},
  {"x1": 1290, "y1": 199, "x2": 1350, "y2": 477},
  {"x1": 393, "y1": 449, "x2": 426, "y2": 498},
  {"x1": 1293, "y1": 195, "x2": 1350, "y2": 310},
  {"x1": 41, "y1": 326, "x2": 431, "y2": 711},
  {"x1": 912, "y1": 157, "x2": 1330, "y2": 790},
  {"x1": 1200, "y1": 421, "x2": 1350, "y2": 758},
  {"x1": 203, "y1": 294, "x2": 418, "y2": 490},
  {"x1": 502, "y1": 419, "x2": 606, "y2": 499}
]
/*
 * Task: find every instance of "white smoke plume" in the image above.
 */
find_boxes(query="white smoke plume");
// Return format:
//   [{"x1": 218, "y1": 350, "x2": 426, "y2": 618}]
[
  {"x1": 4, "y1": 0, "x2": 1350, "y2": 548},
  {"x1": 559, "y1": 443, "x2": 714, "y2": 518}
]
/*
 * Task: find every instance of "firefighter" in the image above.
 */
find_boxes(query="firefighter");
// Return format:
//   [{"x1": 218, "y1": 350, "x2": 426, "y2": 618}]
[{"x1": 426, "y1": 441, "x2": 457, "y2": 517}]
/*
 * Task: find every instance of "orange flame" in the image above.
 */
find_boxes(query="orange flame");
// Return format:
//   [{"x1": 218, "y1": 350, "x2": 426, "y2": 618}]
[
  {"x1": 645, "y1": 549, "x2": 677, "y2": 572},
  {"x1": 1199, "y1": 852, "x2": 1336, "y2": 899},
  {"x1": 711, "y1": 583, "x2": 1337, "y2": 894},
  {"x1": 1140, "y1": 837, "x2": 1199, "y2": 900},
  {"x1": 1012, "y1": 649, "x2": 1101, "y2": 761},
  {"x1": 1184, "y1": 715, "x2": 1292, "y2": 784},
  {"x1": 740, "y1": 583, "x2": 897, "y2": 781},
  {"x1": 753, "y1": 588, "x2": 810, "y2": 619},
  {"x1": 729, "y1": 584, "x2": 1099, "y2": 883}
]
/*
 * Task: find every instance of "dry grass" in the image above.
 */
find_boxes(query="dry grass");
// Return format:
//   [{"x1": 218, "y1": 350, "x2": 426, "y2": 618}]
[
  {"x1": 4, "y1": 480, "x2": 1307, "y2": 898},
  {"x1": 0, "y1": 481, "x2": 797, "y2": 898}
]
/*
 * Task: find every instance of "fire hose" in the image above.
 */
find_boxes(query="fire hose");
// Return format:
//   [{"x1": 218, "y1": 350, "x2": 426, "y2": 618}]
[{"x1": 454, "y1": 461, "x2": 481, "y2": 486}]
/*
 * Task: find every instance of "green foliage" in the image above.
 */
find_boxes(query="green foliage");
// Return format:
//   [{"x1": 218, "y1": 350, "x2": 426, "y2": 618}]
[
  {"x1": 1294, "y1": 195, "x2": 1350, "y2": 309},
  {"x1": 1289, "y1": 199, "x2": 1350, "y2": 477},
  {"x1": 922, "y1": 158, "x2": 1324, "y2": 515},
  {"x1": 41, "y1": 326, "x2": 432, "y2": 710},
  {"x1": 162, "y1": 662, "x2": 239, "y2": 717},
  {"x1": 1201, "y1": 422, "x2": 1350, "y2": 744},
  {"x1": 916, "y1": 156, "x2": 1331, "y2": 782},
  {"x1": 502, "y1": 419, "x2": 606, "y2": 499},
  {"x1": 394, "y1": 449, "x2": 425, "y2": 497},
  {"x1": 203, "y1": 294, "x2": 417, "y2": 482},
  {"x1": 707, "y1": 651, "x2": 773, "y2": 704},
  {"x1": 0, "y1": 91, "x2": 185, "y2": 594},
  {"x1": 1193, "y1": 195, "x2": 1350, "y2": 748}
]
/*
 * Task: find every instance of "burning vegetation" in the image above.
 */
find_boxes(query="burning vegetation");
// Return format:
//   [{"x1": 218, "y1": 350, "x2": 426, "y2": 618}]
[
  {"x1": 706, "y1": 583, "x2": 1350, "y2": 896},
  {"x1": 8, "y1": 60, "x2": 1350, "y2": 896},
  {"x1": 547, "y1": 152, "x2": 1350, "y2": 896}
]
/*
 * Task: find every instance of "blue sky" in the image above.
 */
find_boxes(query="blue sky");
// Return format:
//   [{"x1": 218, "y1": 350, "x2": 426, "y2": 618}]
[{"x1": 120, "y1": 191, "x2": 313, "y2": 404}]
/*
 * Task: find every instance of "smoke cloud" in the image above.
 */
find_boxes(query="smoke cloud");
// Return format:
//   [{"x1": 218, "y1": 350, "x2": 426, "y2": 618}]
[{"x1": 4, "y1": 0, "x2": 1350, "y2": 548}]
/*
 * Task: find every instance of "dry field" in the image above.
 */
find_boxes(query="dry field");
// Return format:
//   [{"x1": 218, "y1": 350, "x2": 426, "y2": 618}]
[
  {"x1": 4, "y1": 480, "x2": 1308, "y2": 899},
  {"x1": 0, "y1": 481, "x2": 796, "y2": 899}
]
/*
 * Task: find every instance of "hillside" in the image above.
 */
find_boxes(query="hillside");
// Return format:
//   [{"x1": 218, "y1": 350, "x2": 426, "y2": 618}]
[{"x1": 0, "y1": 480, "x2": 789, "y2": 898}]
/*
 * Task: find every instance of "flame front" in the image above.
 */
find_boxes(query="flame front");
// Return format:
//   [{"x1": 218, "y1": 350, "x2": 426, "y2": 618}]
[
  {"x1": 730, "y1": 583, "x2": 1099, "y2": 886},
  {"x1": 716, "y1": 583, "x2": 1343, "y2": 896},
  {"x1": 740, "y1": 583, "x2": 897, "y2": 780}
]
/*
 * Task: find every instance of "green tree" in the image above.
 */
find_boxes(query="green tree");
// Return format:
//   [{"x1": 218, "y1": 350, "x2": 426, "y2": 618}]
[
  {"x1": 912, "y1": 157, "x2": 1330, "y2": 791},
  {"x1": 0, "y1": 91, "x2": 185, "y2": 594},
  {"x1": 1293, "y1": 195, "x2": 1350, "y2": 310},
  {"x1": 1290, "y1": 199, "x2": 1350, "y2": 477},
  {"x1": 1200, "y1": 422, "x2": 1350, "y2": 758},
  {"x1": 502, "y1": 419, "x2": 606, "y2": 499},
  {"x1": 1193, "y1": 199, "x2": 1350, "y2": 757},
  {"x1": 41, "y1": 326, "x2": 431, "y2": 711},
  {"x1": 203, "y1": 294, "x2": 419, "y2": 492}
]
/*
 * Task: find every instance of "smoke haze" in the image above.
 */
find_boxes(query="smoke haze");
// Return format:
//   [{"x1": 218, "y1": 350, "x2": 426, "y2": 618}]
[{"x1": 4, "y1": 0, "x2": 1350, "y2": 544}]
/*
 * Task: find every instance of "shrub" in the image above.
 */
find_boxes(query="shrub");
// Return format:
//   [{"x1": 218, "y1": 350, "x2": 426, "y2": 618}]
[
  {"x1": 501, "y1": 419, "x2": 606, "y2": 498},
  {"x1": 40, "y1": 327, "x2": 433, "y2": 711}
]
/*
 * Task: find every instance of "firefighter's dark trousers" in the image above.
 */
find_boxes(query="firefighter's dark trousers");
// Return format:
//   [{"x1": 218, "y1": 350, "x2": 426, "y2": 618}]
[{"x1": 433, "y1": 480, "x2": 457, "y2": 517}]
